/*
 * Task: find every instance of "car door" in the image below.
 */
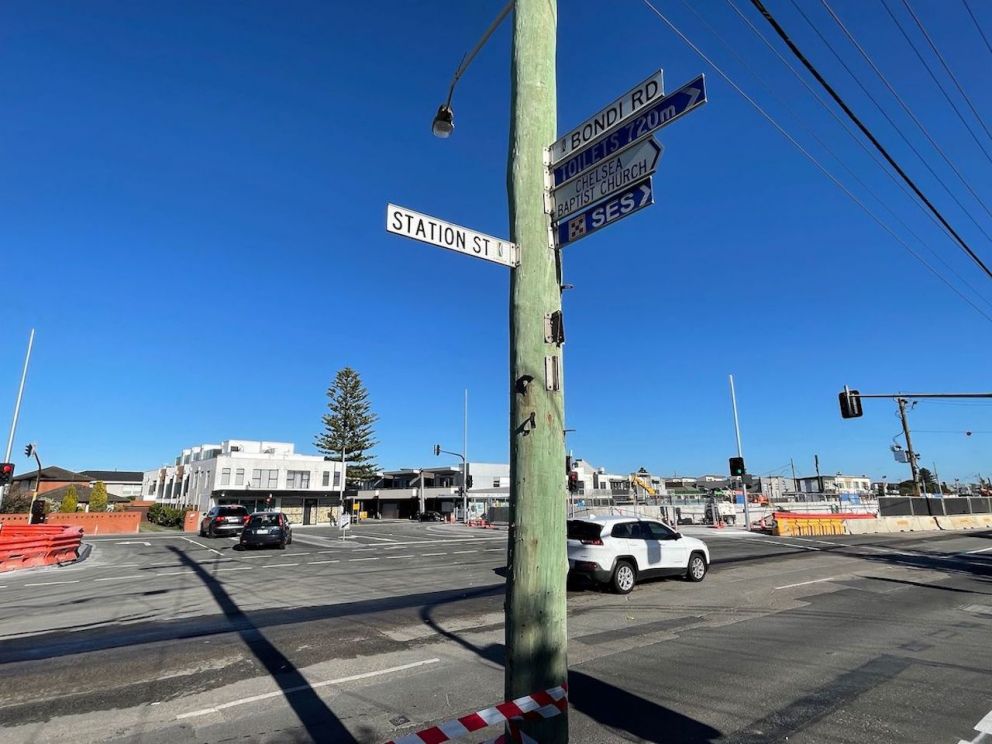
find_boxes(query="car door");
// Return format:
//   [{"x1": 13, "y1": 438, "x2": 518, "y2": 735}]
[
  {"x1": 643, "y1": 520, "x2": 688, "y2": 570},
  {"x1": 610, "y1": 521, "x2": 649, "y2": 572}
]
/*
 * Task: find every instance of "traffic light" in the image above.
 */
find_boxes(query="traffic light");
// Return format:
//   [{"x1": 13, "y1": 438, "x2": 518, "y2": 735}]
[
  {"x1": 568, "y1": 471, "x2": 579, "y2": 493},
  {"x1": 466, "y1": 475, "x2": 473, "y2": 489},
  {"x1": 24, "y1": 443, "x2": 34, "y2": 458},
  {"x1": 433, "y1": 444, "x2": 441, "y2": 456},
  {"x1": 729, "y1": 457, "x2": 745, "y2": 477},
  {"x1": 0, "y1": 463, "x2": 14, "y2": 485},
  {"x1": 839, "y1": 387, "x2": 863, "y2": 419}
]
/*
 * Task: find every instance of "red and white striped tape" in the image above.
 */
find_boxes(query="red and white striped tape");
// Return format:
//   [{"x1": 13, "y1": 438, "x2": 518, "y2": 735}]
[{"x1": 386, "y1": 684, "x2": 567, "y2": 744}]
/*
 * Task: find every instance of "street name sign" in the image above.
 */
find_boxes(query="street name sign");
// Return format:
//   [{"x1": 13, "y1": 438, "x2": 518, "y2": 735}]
[
  {"x1": 551, "y1": 74, "x2": 706, "y2": 186},
  {"x1": 550, "y1": 137, "x2": 662, "y2": 222},
  {"x1": 386, "y1": 204, "x2": 518, "y2": 268},
  {"x1": 550, "y1": 70, "x2": 664, "y2": 164},
  {"x1": 555, "y1": 177, "x2": 654, "y2": 248}
]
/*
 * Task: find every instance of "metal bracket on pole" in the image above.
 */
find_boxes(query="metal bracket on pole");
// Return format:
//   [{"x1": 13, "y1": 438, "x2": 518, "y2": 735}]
[
  {"x1": 543, "y1": 145, "x2": 558, "y2": 252},
  {"x1": 544, "y1": 355, "x2": 561, "y2": 391}
]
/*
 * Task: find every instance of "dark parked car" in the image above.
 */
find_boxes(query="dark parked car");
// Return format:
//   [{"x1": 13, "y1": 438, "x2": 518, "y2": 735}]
[
  {"x1": 413, "y1": 510, "x2": 444, "y2": 522},
  {"x1": 200, "y1": 505, "x2": 250, "y2": 538},
  {"x1": 240, "y1": 511, "x2": 293, "y2": 549}
]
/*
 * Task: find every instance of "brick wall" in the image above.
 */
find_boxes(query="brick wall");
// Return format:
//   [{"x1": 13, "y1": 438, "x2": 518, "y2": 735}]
[{"x1": 0, "y1": 512, "x2": 142, "y2": 535}]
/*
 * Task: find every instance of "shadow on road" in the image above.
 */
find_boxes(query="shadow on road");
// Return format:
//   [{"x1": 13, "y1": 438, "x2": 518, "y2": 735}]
[{"x1": 165, "y1": 546, "x2": 355, "y2": 743}]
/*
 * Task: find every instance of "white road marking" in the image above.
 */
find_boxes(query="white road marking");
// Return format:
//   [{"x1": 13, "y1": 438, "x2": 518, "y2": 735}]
[
  {"x1": 451, "y1": 550, "x2": 475, "y2": 555},
  {"x1": 95, "y1": 576, "x2": 143, "y2": 582},
  {"x1": 786, "y1": 536, "x2": 843, "y2": 546},
  {"x1": 24, "y1": 580, "x2": 80, "y2": 587},
  {"x1": 485, "y1": 548, "x2": 504, "y2": 552},
  {"x1": 384, "y1": 555, "x2": 414, "y2": 560},
  {"x1": 115, "y1": 541, "x2": 152, "y2": 546},
  {"x1": 743, "y1": 538, "x2": 820, "y2": 551},
  {"x1": 181, "y1": 537, "x2": 223, "y2": 556},
  {"x1": 775, "y1": 576, "x2": 842, "y2": 590},
  {"x1": 307, "y1": 560, "x2": 340, "y2": 565},
  {"x1": 959, "y1": 708, "x2": 992, "y2": 743},
  {"x1": 964, "y1": 546, "x2": 992, "y2": 554},
  {"x1": 216, "y1": 567, "x2": 253, "y2": 572},
  {"x1": 350, "y1": 557, "x2": 379, "y2": 562},
  {"x1": 355, "y1": 535, "x2": 397, "y2": 542},
  {"x1": 261, "y1": 563, "x2": 298, "y2": 568},
  {"x1": 421, "y1": 553, "x2": 447, "y2": 557},
  {"x1": 156, "y1": 571, "x2": 192, "y2": 577},
  {"x1": 176, "y1": 658, "x2": 441, "y2": 719}
]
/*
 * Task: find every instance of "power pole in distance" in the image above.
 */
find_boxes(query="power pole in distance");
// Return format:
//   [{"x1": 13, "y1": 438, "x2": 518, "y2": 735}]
[
  {"x1": 896, "y1": 397, "x2": 921, "y2": 496},
  {"x1": 505, "y1": 1, "x2": 568, "y2": 742}
]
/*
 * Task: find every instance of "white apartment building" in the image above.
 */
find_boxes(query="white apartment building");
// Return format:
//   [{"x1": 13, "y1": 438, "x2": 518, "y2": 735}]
[
  {"x1": 354, "y1": 462, "x2": 510, "y2": 519},
  {"x1": 142, "y1": 440, "x2": 345, "y2": 524},
  {"x1": 796, "y1": 474, "x2": 872, "y2": 497}
]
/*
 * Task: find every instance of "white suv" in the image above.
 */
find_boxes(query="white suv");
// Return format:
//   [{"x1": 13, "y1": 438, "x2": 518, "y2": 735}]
[{"x1": 567, "y1": 516, "x2": 710, "y2": 594}]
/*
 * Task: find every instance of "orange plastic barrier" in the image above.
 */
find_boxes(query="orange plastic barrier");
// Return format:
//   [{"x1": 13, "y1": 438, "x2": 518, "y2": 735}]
[
  {"x1": 0, "y1": 524, "x2": 84, "y2": 572},
  {"x1": 773, "y1": 511, "x2": 875, "y2": 537}
]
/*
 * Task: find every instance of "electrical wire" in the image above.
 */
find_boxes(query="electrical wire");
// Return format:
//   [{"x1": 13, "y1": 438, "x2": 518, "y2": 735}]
[
  {"x1": 820, "y1": 0, "x2": 992, "y2": 224},
  {"x1": 637, "y1": 0, "x2": 992, "y2": 324},
  {"x1": 882, "y1": 0, "x2": 992, "y2": 168},
  {"x1": 901, "y1": 0, "x2": 992, "y2": 146},
  {"x1": 962, "y1": 0, "x2": 992, "y2": 60},
  {"x1": 770, "y1": 0, "x2": 992, "y2": 273},
  {"x1": 722, "y1": 0, "x2": 992, "y2": 312}
]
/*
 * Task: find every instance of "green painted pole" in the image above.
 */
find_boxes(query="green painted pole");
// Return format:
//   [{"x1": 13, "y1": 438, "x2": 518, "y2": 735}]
[{"x1": 505, "y1": 0, "x2": 568, "y2": 742}]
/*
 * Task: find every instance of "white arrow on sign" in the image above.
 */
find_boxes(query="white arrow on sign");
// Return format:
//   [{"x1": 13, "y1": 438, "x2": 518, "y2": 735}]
[
  {"x1": 386, "y1": 204, "x2": 518, "y2": 268},
  {"x1": 550, "y1": 70, "x2": 664, "y2": 165},
  {"x1": 550, "y1": 137, "x2": 662, "y2": 223}
]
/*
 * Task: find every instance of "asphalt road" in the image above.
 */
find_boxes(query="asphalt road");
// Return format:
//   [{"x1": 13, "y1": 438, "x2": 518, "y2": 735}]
[{"x1": 0, "y1": 521, "x2": 989, "y2": 743}]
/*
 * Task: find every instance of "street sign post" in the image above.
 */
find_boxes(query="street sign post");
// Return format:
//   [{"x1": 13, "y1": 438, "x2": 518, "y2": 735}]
[
  {"x1": 550, "y1": 70, "x2": 664, "y2": 164},
  {"x1": 386, "y1": 203, "x2": 519, "y2": 268},
  {"x1": 555, "y1": 177, "x2": 654, "y2": 248},
  {"x1": 551, "y1": 75, "x2": 706, "y2": 186},
  {"x1": 550, "y1": 137, "x2": 662, "y2": 222}
]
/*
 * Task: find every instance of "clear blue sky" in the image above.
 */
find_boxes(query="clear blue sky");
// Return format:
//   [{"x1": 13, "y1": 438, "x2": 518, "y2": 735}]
[{"x1": 2, "y1": 1, "x2": 991, "y2": 484}]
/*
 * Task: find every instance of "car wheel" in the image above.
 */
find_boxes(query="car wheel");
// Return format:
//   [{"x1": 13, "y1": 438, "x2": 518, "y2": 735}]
[
  {"x1": 278, "y1": 540, "x2": 286, "y2": 550},
  {"x1": 611, "y1": 560, "x2": 636, "y2": 594},
  {"x1": 199, "y1": 526, "x2": 206, "y2": 537},
  {"x1": 287, "y1": 534, "x2": 292, "y2": 545},
  {"x1": 686, "y1": 553, "x2": 707, "y2": 582},
  {"x1": 207, "y1": 526, "x2": 216, "y2": 539}
]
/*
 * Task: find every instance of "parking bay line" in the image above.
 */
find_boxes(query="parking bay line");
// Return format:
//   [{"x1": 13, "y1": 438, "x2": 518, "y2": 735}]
[
  {"x1": 176, "y1": 658, "x2": 441, "y2": 719},
  {"x1": 420, "y1": 553, "x2": 447, "y2": 557},
  {"x1": 308, "y1": 560, "x2": 340, "y2": 565},
  {"x1": 261, "y1": 563, "x2": 299, "y2": 568},
  {"x1": 384, "y1": 555, "x2": 414, "y2": 560},
  {"x1": 181, "y1": 537, "x2": 223, "y2": 557},
  {"x1": 95, "y1": 576, "x2": 143, "y2": 582},
  {"x1": 965, "y1": 546, "x2": 992, "y2": 555},
  {"x1": 350, "y1": 557, "x2": 379, "y2": 562},
  {"x1": 216, "y1": 567, "x2": 253, "y2": 572},
  {"x1": 451, "y1": 550, "x2": 476, "y2": 555},
  {"x1": 775, "y1": 576, "x2": 842, "y2": 591}
]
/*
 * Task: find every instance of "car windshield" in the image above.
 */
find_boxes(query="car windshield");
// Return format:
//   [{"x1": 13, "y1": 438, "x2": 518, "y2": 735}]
[
  {"x1": 249, "y1": 514, "x2": 280, "y2": 527},
  {"x1": 566, "y1": 520, "x2": 602, "y2": 541},
  {"x1": 218, "y1": 506, "x2": 246, "y2": 516}
]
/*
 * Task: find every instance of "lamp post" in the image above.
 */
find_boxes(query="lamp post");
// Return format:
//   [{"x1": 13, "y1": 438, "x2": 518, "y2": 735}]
[
  {"x1": 25, "y1": 443, "x2": 42, "y2": 522},
  {"x1": 434, "y1": 444, "x2": 467, "y2": 523}
]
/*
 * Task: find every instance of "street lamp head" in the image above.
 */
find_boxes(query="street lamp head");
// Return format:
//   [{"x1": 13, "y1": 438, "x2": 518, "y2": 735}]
[{"x1": 432, "y1": 105, "x2": 454, "y2": 137}]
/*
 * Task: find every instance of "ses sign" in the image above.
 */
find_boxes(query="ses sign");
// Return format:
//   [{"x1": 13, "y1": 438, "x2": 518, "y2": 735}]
[
  {"x1": 550, "y1": 70, "x2": 664, "y2": 164},
  {"x1": 386, "y1": 204, "x2": 518, "y2": 268},
  {"x1": 550, "y1": 138, "x2": 662, "y2": 222},
  {"x1": 555, "y1": 177, "x2": 654, "y2": 248}
]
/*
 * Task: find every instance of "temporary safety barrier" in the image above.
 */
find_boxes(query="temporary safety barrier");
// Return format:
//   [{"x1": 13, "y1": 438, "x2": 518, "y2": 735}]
[
  {"x1": 772, "y1": 511, "x2": 873, "y2": 537},
  {"x1": 386, "y1": 684, "x2": 567, "y2": 744},
  {"x1": 0, "y1": 524, "x2": 84, "y2": 572}
]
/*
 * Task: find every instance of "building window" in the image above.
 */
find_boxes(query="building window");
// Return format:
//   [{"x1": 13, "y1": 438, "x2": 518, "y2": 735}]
[
  {"x1": 220, "y1": 468, "x2": 231, "y2": 486},
  {"x1": 287, "y1": 471, "x2": 310, "y2": 489},
  {"x1": 266, "y1": 469, "x2": 279, "y2": 488},
  {"x1": 251, "y1": 469, "x2": 262, "y2": 488},
  {"x1": 493, "y1": 478, "x2": 501, "y2": 488},
  {"x1": 147, "y1": 482, "x2": 155, "y2": 495},
  {"x1": 322, "y1": 471, "x2": 330, "y2": 487},
  {"x1": 333, "y1": 471, "x2": 341, "y2": 487},
  {"x1": 235, "y1": 468, "x2": 244, "y2": 486}
]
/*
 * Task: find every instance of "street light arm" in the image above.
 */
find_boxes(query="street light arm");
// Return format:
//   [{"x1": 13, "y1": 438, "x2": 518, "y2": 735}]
[
  {"x1": 443, "y1": 1, "x2": 515, "y2": 108},
  {"x1": 436, "y1": 447, "x2": 466, "y2": 463}
]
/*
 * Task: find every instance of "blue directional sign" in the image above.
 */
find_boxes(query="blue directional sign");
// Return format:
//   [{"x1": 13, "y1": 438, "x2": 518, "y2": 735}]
[
  {"x1": 552, "y1": 75, "x2": 706, "y2": 186},
  {"x1": 555, "y1": 178, "x2": 654, "y2": 248}
]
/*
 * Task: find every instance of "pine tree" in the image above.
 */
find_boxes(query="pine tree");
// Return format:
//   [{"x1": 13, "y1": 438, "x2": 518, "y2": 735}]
[
  {"x1": 314, "y1": 367, "x2": 379, "y2": 483},
  {"x1": 90, "y1": 482, "x2": 109, "y2": 512},
  {"x1": 60, "y1": 486, "x2": 78, "y2": 513}
]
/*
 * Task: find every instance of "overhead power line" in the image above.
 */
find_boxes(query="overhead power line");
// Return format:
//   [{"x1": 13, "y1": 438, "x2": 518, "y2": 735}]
[
  {"x1": 748, "y1": 0, "x2": 992, "y2": 282},
  {"x1": 722, "y1": 0, "x2": 992, "y2": 311},
  {"x1": 901, "y1": 0, "x2": 992, "y2": 147},
  {"x1": 962, "y1": 0, "x2": 992, "y2": 61},
  {"x1": 881, "y1": 0, "x2": 992, "y2": 169},
  {"x1": 819, "y1": 0, "x2": 992, "y2": 224},
  {"x1": 637, "y1": 0, "x2": 992, "y2": 324}
]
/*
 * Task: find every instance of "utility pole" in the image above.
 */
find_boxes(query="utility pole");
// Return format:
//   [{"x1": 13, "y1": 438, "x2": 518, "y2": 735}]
[
  {"x1": 505, "y1": 1, "x2": 568, "y2": 741},
  {"x1": 728, "y1": 375, "x2": 750, "y2": 529},
  {"x1": 464, "y1": 388, "x2": 469, "y2": 524},
  {"x1": 897, "y1": 397, "x2": 921, "y2": 496},
  {"x1": 1, "y1": 329, "x2": 35, "y2": 509},
  {"x1": 790, "y1": 457, "x2": 798, "y2": 496},
  {"x1": 932, "y1": 461, "x2": 942, "y2": 496}
]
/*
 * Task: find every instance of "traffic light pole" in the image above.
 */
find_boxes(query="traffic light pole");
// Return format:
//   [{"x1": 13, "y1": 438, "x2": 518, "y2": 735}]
[
  {"x1": 1, "y1": 329, "x2": 34, "y2": 509},
  {"x1": 729, "y1": 375, "x2": 750, "y2": 530},
  {"x1": 505, "y1": 1, "x2": 568, "y2": 742}
]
